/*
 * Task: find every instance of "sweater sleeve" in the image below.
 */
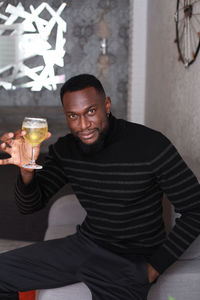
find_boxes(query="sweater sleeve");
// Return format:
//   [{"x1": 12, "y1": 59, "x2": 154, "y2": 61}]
[
  {"x1": 15, "y1": 142, "x2": 69, "y2": 214},
  {"x1": 148, "y1": 135, "x2": 200, "y2": 274}
]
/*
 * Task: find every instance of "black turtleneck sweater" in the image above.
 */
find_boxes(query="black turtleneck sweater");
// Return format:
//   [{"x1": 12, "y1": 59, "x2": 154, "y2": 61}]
[{"x1": 15, "y1": 115, "x2": 200, "y2": 274}]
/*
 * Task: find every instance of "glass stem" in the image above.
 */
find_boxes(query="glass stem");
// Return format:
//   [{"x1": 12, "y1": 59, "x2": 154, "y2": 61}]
[{"x1": 30, "y1": 147, "x2": 36, "y2": 165}]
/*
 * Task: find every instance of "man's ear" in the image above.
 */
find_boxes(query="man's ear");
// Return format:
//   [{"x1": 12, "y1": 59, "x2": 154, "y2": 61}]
[{"x1": 105, "y1": 97, "x2": 111, "y2": 115}]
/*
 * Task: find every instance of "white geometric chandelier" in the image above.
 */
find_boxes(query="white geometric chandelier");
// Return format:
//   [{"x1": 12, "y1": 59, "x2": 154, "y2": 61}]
[{"x1": 0, "y1": 2, "x2": 67, "y2": 91}]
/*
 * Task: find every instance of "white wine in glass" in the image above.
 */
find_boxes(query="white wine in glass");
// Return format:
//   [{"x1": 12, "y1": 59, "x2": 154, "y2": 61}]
[{"x1": 22, "y1": 117, "x2": 48, "y2": 169}]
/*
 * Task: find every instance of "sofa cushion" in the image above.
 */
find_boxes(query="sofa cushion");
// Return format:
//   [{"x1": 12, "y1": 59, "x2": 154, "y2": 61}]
[
  {"x1": 37, "y1": 259, "x2": 200, "y2": 300},
  {"x1": 48, "y1": 195, "x2": 86, "y2": 227},
  {"x1": 148, "y1": 259, "x2": 200, "y2": 300},
  {"x1": 179, "y1": 235, "x2": 200, "y2": 260},
  {"x1": 44, "y1": 225, "x2": 77, "y2": 241},
  {"x1": 36, "y1": 282, "x2": 92, "y2": 300},
  {"x1": 0, "y1": 239, "x2": 33, "y2": 253}
]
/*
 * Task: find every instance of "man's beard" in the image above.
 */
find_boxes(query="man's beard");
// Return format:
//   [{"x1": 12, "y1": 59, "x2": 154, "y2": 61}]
[{"x1": 73, "y1": 127, "x2": 109, "y2": 155}]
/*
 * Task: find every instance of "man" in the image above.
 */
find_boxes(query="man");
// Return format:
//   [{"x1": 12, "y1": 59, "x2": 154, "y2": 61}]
[{"x1": 0, "y1": 74, "x2": 200, "y2": 300}]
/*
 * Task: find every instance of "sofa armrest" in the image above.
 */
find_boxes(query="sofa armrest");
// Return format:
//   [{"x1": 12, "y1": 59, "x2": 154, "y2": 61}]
[
  {"x1": 44, "y1": 194, "x2": 86, "y2": 241},
  {"x1": 48, "y1": 194, "x2": 86, "y2": 227}
]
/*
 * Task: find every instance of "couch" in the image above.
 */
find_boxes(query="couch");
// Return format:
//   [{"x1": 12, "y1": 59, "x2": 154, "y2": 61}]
[{"x1": 36, "y1": 194, "x2": 200, "y2": 300}]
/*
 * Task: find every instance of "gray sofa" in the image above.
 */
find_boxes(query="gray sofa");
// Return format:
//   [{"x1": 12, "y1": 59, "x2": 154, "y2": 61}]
[{"x1": 36, "y1": 194, "x2": 200, "y2": 300}]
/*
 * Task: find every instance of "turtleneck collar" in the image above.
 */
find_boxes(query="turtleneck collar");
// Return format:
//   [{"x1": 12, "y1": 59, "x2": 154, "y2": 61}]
[{"x1": 103, "y1": 112, "x2": 120, "y2": 146}]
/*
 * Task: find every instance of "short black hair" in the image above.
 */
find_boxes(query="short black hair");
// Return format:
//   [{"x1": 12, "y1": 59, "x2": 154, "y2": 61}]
[{"x1": 60, "y1": 74, "x2": 106, "y2": 104}]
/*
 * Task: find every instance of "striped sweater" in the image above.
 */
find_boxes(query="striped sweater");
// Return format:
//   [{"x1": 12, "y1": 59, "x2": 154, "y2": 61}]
[{"x1": 15, "y1": 115, "x2": 200, "y2": 274}]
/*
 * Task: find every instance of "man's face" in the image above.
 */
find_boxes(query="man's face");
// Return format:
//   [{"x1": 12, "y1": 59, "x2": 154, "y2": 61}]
[{"x1": 62, "y1": 87, "x2": 111, "y2": 145}]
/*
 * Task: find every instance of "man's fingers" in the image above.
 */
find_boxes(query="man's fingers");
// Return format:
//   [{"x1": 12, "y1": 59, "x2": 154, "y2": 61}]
[
  {"x1": 0, "y1": 158, "x2": 12, "y2": 165},
  {"x1": 1, "y1": 139, "x2": 13, "y2": 147},
  {"x1": 1, "y1": 130, "x2": 25, "y2": 143},
  {"x1": 0, "y1": 143, "x2": 12, "y2": 155},
  {"x1": 0, "y1": 142, "x2": 6, "y2": 150},
  {"x1": 45, "y1": 132, "x2": 51, "y2": 140},
  {"x1": 0, "y1": 142, "x2": 8, "y2": 151},
  {"x1": 14, "y1": 130, "x2": 26, "y2": 139},
  {"x1": 0, "y1": 132, "x2": 14, "y2": 142}
]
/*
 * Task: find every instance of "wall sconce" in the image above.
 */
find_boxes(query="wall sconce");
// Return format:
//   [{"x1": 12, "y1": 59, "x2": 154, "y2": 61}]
[
  {"x1": 95, "y1": 13, "x2": 110, "y2": 76},
  {"x1": 100, "y1": 38, "x2": 107, "y2": 55}
]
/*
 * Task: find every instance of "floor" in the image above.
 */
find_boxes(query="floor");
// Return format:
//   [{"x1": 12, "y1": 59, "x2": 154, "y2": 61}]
[{"x1": 0, "y1": 238, "x2": 34, "y2": 253}]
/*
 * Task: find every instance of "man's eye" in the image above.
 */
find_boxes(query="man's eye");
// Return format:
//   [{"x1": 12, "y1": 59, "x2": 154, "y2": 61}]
[
  {"x1": 68, "y1": 114, "x2": 77, "y2": 119},
  {"x1": 88, "y1": 109, "x2": 96, "y2": 115}
]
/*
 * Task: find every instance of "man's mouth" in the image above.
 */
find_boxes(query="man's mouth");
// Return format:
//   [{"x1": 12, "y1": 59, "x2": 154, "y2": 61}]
[{"x1": 78, "y1": 129, "x2": 98, "y2": 140}]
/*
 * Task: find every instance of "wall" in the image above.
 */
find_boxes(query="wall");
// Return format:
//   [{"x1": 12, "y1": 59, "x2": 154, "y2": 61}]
[
  {"x1": 0, "y1": 0, "x2": 129, "y2": 152},
  {"x1": 145, "y1": 0, "x2": 200, "y2": 180}
]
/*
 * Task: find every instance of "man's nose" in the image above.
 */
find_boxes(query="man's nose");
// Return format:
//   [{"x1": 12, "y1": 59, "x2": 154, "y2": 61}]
[{"x1": 79, "y1": 116, "x2": 91, "y2": 130}]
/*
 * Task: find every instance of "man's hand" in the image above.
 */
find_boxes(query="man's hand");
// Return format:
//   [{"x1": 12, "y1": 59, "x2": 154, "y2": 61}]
[
  {"x1": 147, "y1": 263, "x2": 159, "y2": 283},
  {"x1": 0, "y1": 130, "x2": 51, "y2": 170}
]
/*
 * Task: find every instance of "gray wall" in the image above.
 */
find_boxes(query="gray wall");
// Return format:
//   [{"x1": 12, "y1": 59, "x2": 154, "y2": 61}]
[
  {"x1": 145, "y1": 0, "x2": 200, "y2": 180},
  {"x1": 0, "y1": 0, "x2": 129, "y2": 153}
]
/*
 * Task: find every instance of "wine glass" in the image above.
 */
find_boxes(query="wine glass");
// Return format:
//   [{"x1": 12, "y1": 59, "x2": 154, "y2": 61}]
[{"x1": 22, "y1": 117, "x2": 48, "y2": 169}]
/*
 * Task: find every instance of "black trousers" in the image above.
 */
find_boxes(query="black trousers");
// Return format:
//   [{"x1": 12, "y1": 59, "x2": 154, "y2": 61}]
[{"x1": 0, "y1": 229, "x2": 152, "y2": 300}]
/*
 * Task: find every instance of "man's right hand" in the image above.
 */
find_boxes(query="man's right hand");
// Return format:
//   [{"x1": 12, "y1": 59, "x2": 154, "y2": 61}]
[
  {"x1": 0, "y1": 130, "x2": 51, "y2": 185},
  {"x1": 0, "y1": 130, "x2": 35, "y2": 170},
  {"x1": 0, "y1": 129, "x2": 51, "y2": 168}
]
